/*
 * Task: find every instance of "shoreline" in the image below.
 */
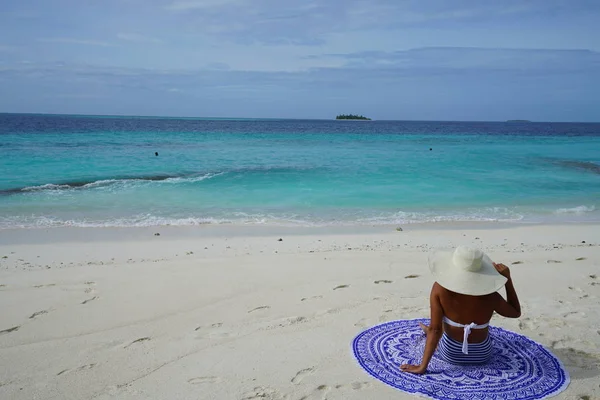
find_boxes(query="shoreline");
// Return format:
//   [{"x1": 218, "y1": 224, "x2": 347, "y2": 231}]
[
  {"x1": 1, "y1": 204, "x2": 597, "y2": 233},
  {"x1": 1, "y1": 220, "x2": 599, "y2": 244}
]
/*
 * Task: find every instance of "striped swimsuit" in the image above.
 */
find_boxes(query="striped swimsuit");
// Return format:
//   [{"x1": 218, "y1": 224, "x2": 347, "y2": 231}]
[{"x1": 437, "y1": 316, "x2": 492, "y2": 365}]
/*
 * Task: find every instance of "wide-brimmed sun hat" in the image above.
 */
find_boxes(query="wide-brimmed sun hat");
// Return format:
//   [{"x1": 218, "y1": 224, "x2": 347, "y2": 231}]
[{"x1": 428, "y1": 246, "x2": 507, "y2": 296}]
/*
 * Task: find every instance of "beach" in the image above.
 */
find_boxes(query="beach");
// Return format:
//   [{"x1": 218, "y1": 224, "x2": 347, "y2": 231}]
[{"x1": 1, "y1": 223, "x2": 599, "y2": 400}]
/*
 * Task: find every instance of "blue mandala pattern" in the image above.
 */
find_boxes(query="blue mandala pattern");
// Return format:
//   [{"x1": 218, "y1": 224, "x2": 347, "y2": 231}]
[{"x1": 352, "y1": 319, "x2": 569, "y2": 400}]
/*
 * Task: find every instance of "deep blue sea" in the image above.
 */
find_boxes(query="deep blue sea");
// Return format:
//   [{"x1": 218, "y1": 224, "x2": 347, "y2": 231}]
[{"x1": 1, "y1": 113, "x2": 599, "y2": 229}]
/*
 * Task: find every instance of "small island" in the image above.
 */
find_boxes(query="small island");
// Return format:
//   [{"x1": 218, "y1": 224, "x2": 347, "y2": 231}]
[{"x1": 336, "y1": 114, "x2": 371, "y2": 120}]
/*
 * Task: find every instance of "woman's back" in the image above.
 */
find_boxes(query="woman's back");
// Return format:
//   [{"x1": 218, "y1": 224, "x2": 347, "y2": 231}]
[{"x1": 436, "y1": 283, "x2": 495, "y2": 343}]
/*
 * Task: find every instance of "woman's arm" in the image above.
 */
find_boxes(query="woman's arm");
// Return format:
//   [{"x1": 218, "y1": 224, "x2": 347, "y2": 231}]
[
  {"x1": 400, "y1": 283, "x2": 444, "y2": 374},
  {"x1": 492, "y1": 263, "x2": 521, "y2": 318}
]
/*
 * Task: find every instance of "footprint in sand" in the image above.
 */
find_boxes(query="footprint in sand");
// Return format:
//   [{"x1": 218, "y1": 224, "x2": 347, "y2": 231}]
[
  {"x1": 0, "y1": 326, "x2": 20, "y2": 335},
  {"x1": 198, "y1": 323, "x2": 230, "y2": 339},
  {"x1": 354, "y1": 318, "x2": 368, "y2": 328},
  {"x1": 299, "y1": 385, "x2": 331, "y2": 400},
  {"x1": 551, "y1": 346, "x2": 600, "y2": 370},
  {"x1": 81, "y1": 296, "x2": 98, "y2": 305},
  {"x1": 241, "y1": 386, "x2": 284, "y2": 400},
  {"x1": 576, "y1": 257, "x2": 587, "y2": 261},
  {"x1": 563, "y1": 311, "x2": 583, "y2": 318},
  {"x1": 511, "y1": 261, "x2": 524, "y2": 265},
  {"x1": 291, "y1": 367, "x2": 316, "y2": 384},
  {"x1": 29, "y1": 310, "x2": 49, "y2": 319},
  {"x1": 404, "y1": 275, "x2": 420, "y2": 279},
  {"x1": 124, "y1": 337, "x2": 151, "y2": 348},
  {"x1": 57, "y1": 364, "x2": 97, "y2": 376},
  {"x1": 301, "y1": 295, "x2": 323, "y2": 302},
  {"x1": 374, "y1": 280, "x2": 392, "y2": 284},
  {"x1": 349, "y1": 382, "x2": 371, "y2": 390},
  {"x1": 547, "y1": 260, "x2": 562, "y2": 264},
  {"x1": 188, "y1": 376, "x2": 221, "y2": 385},
  {"x1": 334, "y1": 381, "x2": 371, "y2": 391},
  {"x1": 301, "y1": 381, "x2": 371, "y2": 399},
  {"x1": 33, "y1": 283, "x2": 56, "y2": 288},
  {"x1": 378, "y1": 313, "x2": 396, "y2": 323},
  {"x1": 195, "y1": 322, "x2": 224, "y2": 332},
  {"x1": 264, "y1": 316, "x2": 308, "y2": 331},
  {"x1": 518, "y1": 317, "x2": 538, "y2": 331},
  {"x1": 84, "y1": 282, "x2": 96, "y2": 293},
  {"x1": 333, "y1": 284, "x2": 349, "y2": 290},
  {"x1": 248, "y1": 306, "x2": 270, "y2": 313}
]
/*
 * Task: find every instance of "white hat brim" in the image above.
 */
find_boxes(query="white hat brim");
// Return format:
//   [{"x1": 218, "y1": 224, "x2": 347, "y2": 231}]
[{"x1": 428, "y1": 250, "x2": 507, "y2": 296}]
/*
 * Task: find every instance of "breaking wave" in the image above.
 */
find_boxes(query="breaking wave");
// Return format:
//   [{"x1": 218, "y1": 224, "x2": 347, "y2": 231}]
[
  {"x1": 3, "y1": 202, "x2": 600, "y2": 230},
  {"x1": 554, "y1": 205, "x2": 596, "y2": 215},
  {"x1": 0, "y1": 208, "x2": 528, "y2": 229},
  {"x1": 11, "y1": 173, "x2": 222, "y2": 194}
]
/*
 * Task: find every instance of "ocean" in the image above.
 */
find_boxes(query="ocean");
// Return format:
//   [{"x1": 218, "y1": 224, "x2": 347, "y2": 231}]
[{"x1": 1, "y1": 113, "x2": 599, "y2": 229}]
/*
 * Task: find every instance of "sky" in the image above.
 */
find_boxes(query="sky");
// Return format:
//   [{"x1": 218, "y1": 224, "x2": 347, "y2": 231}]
[{"x1": 0, "y1": 0, "x2": 599, "y2": 121}]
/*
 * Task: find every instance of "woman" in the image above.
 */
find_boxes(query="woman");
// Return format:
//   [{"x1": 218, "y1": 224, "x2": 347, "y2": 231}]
[{"x1": 400, "y1": 246, "x2": 521, "y2": 374}]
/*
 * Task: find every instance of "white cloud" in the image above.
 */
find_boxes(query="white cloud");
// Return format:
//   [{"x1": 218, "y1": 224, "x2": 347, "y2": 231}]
[
  {"x1": 157, "y1": 0, "x2": 589, "y2": 47},
  {"x1": 117, "y1": 33, "x2": 164, "y2": 44},
  {"x1": 53, "y1": 93, "x2": 106, "y2": 99},
  {"x1": 310, "y1": 47, "x2": 600, "y2": 74},
  {"x1": 165, "y1": 0, "x2": 242, "y2": 11},
  {"x1": 38, "y1": 38, "x2": 114, "y2": 47}
]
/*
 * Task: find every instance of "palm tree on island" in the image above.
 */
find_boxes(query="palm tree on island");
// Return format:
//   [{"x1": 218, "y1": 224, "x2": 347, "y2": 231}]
[{"x1": 335, "y1": 114, "x2": 371, "y2": 120}]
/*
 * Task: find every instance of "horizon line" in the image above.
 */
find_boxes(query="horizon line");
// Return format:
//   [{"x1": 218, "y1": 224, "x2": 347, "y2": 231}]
[{"x1": 1, "y1": 111, "x2": 599, "y2": 124}]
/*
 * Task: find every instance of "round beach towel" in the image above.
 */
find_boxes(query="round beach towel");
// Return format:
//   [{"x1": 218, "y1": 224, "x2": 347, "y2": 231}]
[{"x1": 352, "y1": 319, "x2": 569, "y2": 400}]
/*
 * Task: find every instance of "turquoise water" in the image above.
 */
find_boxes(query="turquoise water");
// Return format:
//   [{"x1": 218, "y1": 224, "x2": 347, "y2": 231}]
[{"x1": 1, "y1": 114, "x2": 599, "y2": 228}]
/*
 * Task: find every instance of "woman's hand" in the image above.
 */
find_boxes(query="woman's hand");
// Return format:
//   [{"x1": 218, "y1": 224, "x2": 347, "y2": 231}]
[
  {"x1": 400, "y1": 364, "x2": 426, "y2": 374},
  {"x1": 493, "y1": 262, "x2": 511, "y2": 279}
]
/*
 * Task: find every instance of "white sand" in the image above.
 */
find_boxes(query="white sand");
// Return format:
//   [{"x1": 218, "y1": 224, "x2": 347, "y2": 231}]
[{"x1": 0, "y1": 224, "x2": 599, "y2": 400}]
